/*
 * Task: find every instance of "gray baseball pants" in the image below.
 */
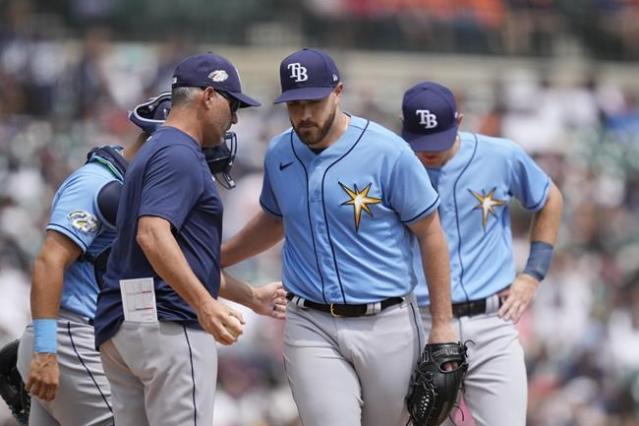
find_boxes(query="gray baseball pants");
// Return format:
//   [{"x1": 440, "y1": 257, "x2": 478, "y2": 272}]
[
  {"x1": 421, "y1": 303, "x2": 527, "y2": 426},
  {"x1": 283, "y1": 295, "x2": 424, "y2": 426},
  {"x1": 99, "y1": 321, "x2": 217, "y2": 426},
  {"x1": 17, "y1": 309, "x2": 113, "y2": 426}
]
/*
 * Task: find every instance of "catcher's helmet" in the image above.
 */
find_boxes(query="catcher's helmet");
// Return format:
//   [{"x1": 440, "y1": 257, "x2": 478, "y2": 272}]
[
  {"x1": 129, "y1": 92, "x2": 237, "y2": 190},
  {"x1": 203, "y1": 132, "x2": 237, "y2": 190},
  {"x1": 128, "y1": 92, "x2": 171, "y2": 134}
]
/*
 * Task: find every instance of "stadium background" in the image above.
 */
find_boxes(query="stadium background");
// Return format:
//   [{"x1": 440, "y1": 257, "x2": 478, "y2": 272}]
[{"x1": 1, "y1": 0, "x2": 638, "y2": 425}]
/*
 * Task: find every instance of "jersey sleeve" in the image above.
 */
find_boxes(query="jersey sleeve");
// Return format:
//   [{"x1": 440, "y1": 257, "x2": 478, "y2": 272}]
[
  {"x1": 508, "y1": 144, "x2": 551, "y2": 212},
  {"x1": 388, "y1": 149, "x2": 440, "y2": 223},
  {"x1": 138, "y1": 145, "x2": 204, "y2": 229},
  {"x1": 259, "y1": 158, "x2": 282, "y2": 217},
  {"x1": 46, "y1": 173, "x2": 112, "y2": 253}
]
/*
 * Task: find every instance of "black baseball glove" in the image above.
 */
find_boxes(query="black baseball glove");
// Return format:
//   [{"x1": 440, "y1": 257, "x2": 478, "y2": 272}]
[
  {"x1": 0, "y1": 340, "x2": 30, "y2": 425},
  {"x1": 405, "y1": 342, "x2": 469, "y2": 426}
]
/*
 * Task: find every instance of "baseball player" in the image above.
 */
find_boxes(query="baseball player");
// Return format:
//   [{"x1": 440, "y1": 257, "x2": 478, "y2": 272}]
[
  {"x1": 401, "y1": 81, "x2": 563, "y2": 426},
  {"x1": 93, "y1": 53, "x2": 286, "y2": 426},
  {"x1": 15, "y1": 92, "x2": 171, "y2": 426},
  {"x1": 221, "y1": 48, "x2": 457, "y2": 426}
]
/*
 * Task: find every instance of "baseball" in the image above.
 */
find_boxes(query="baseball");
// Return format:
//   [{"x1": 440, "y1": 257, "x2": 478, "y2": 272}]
[{"x1": 225, "y1": 314, "x2": 244, "y2": 338}]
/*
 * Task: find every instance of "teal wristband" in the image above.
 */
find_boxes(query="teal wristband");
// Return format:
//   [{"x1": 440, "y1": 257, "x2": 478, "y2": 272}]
[
  {"x1": 523, "y1": 241, "x2": 554, "y2": 281},
  {"x1": 33, "y1": 319, "x2": 57, "y2": 353}
]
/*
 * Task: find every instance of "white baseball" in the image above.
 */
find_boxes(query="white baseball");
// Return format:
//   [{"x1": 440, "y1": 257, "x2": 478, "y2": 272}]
[{"x1": 225, "y1": 314, "x2": 244, "y2": 338}]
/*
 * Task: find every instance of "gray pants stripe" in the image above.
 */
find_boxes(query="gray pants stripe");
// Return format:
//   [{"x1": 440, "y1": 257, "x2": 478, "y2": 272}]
[
  {"x1": 408, "y1": 300, "x2": 424, "y2": 351},
  {"x1": 182, "y1": 325, "x2": 197, "y2": 426},
  {"x1": 67, "y1": 322, "x2": 112, "y2": 415}
]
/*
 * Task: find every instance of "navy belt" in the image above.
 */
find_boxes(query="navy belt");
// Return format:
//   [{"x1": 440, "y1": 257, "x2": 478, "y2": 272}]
[
  {"x1": 452, "y1": 294, "x2": 503, "y2": 317},
  {"x1": 286, "y1": 292, "x2": 404, "y2": 318}
]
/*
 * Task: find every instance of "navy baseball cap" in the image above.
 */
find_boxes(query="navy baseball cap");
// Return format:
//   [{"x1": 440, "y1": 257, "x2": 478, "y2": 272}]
[
  {"x1": 401, "y1": 82, "x2": 459, "y2": 152},
  {"x1": 171, "y1": 53, "x2": 260, "y2": 108},
  {"x1": 274, "y1": 48, "x2": 340, "y2": 104},
  {"x1": 129, "y1": 92, "x2": 171, "y2": 134}
]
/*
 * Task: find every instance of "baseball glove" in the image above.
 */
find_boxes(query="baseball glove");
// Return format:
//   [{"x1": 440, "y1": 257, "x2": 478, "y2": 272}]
[
  {"x1": 0, "y1": 340, "x2": 30, "y2": 425},
  {"x1": 405, "y1": 342, "x2": 469, "y2": 426}
]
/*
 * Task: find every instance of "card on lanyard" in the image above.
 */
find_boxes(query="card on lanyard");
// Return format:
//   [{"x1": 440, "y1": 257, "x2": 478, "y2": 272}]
[{"x1": 120, "y1": 277, "x2": 158, "y2": 323}]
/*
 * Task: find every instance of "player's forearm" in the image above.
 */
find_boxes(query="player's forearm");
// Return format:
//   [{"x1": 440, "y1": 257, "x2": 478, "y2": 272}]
[
  {"x1": 410, "y1": 213, "x2": 453, "y2": 325},
  {"x1": 530, "y1": 182, "x2": 563, "y2": 244},
  {"x1": 218, "y1": 271, "x2": 256, "y2": 309},
  {"x1": 137, "y1": 219, "x2": 212, "y2": 310},
  {"x1": 30, "y1": 255, "x2": 65, "y2": 320},
  {"x1": 221, "y1": 210, "x2": 284, "y2": 267},
  {"x1": 419, "y1": 228, "x2": 453, "y2": 325}
]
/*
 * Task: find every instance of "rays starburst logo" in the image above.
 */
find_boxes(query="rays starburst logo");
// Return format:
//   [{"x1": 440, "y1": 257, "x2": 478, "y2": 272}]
[
  {"x1": 339, "y1": 182, "x2": 382, "y2": 232},
  {"x1": 468, "y1": 187, "x2": 506, "y2": 230}
]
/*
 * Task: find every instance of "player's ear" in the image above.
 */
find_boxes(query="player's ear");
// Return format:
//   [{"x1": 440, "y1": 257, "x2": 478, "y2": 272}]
[
  {"x1": 333, "y1": 82, "x2": 344, "y2": 97},
  {"x1": 202, "y1": 87, "x2": 216, "y2": 109},
  {"x1": 456, "y1": 112, "x2": 464, "y2": 127}
]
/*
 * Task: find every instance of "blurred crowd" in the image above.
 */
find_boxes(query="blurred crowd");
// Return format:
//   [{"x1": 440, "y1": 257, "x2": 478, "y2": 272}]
[
  {"x1": 3, "y1": 0, "x2": 639, "y2": 59},
  {"x1": 2, "y1": 2, "x2": 639, "y2": 426},
  {"x1": 304, "y1": 0, "x2": 639, "y2": 59}
]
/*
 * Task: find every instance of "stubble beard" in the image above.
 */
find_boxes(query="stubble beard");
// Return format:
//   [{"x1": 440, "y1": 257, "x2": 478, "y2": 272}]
[{"x1": 293, "y1": 107, "x2": 337, "y2": 147}]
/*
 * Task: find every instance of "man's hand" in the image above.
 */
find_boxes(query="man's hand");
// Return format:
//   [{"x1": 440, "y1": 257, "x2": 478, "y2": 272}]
[
  {"x1": 25, "y1": 353, "x2": 59, "y2": 401},
  {"x1": 196, "y1": 298, "x2": 245, "y2": 345},
  {"x1": 249, "y1": 282, "x2": 287, "y2": 319},
  {"x1": 498, "y1": 273, "x2": 540, "y2": 323}
]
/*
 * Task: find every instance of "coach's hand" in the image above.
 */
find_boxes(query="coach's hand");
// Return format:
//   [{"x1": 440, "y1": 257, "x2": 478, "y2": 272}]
[
  {"x1": 250, "y1": 282, "x2": 287, "y2": 319},
  {"x1": 26, "y1": 352, "x2": 59, "y2": 401},
  {"x1": 197, "y1": 298, "x2": 245, "y2": 345},
  {"x1": 498, "y1": 273, "x2": 539, "y2": 323}
]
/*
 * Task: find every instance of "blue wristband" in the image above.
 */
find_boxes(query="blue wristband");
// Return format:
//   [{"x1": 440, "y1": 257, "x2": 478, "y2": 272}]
[
  {"x1": 33, "y1": 319, "x2": 57, "y2": 353},
  {"x1": 523, "y1": 241, "x2": 554, "y2": 282}
]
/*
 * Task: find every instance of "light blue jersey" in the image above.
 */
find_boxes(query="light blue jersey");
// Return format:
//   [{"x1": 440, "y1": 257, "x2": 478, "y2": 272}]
[
  {"x1": 46, "y1": 162, "x2": 119, "y2": 319},
  {"x1": 414, "y1": 132, "x2": 550, "y2": 306},
  {"x1": 260, "y1": 114, "x2": 439, "y2": 304}
]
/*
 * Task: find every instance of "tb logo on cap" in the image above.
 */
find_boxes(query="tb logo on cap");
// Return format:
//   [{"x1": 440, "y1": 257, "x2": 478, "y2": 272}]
[
  {"x1": 288, "y1": 63, "x2": 308, "y2": 82},
  {"x1": 416, "y1": 110, "x2": 438, "y2": 129}
]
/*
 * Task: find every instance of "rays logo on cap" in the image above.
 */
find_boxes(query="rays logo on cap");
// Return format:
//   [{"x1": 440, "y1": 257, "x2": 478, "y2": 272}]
[
  {"x1": 287, "y1": 63, "x2": 308, "y2": 82},
  {"x1": 416, "y1": 110, "x2": 438, "y2": 129},
  {"x1": 209, "y1": 70, "x2": 229, "y2": 82}
]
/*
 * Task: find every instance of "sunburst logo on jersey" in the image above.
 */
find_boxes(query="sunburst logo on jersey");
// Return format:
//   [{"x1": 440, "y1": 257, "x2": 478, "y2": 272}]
[
  {"x1": 468, "y1": 187, "x2": 506, "y2": 230},
  {"x1": 339, "y1": 182, "x2": 382, "y2": 232}
]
